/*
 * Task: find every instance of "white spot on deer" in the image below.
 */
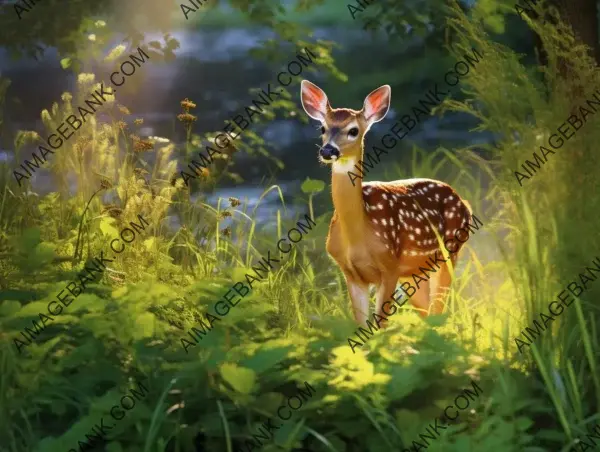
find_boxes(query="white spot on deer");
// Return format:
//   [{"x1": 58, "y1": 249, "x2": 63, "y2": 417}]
[
  {"x1": 390, "y1": 218, "x2": 395, "y2": 226},
  {"x1": 377, "y1": 203, "x2": 384, "y2": 210},
  {"x1": 381, "y1": 218, "x2": 387, "y2": 226},
  {"x1": 372, "y1": 218, "x2": 379, "y2": 224},
  {"x1": 409, "y1": 234, "x2": 415, "y2": 240},
  {"x1": 410, "y1": 250, "x2": 418, "y2": 256},
  {"x1": 435, "y1": 193, "x2": 440, "y2": 201},
  {"x1": 375, "y1": 231, "x2": 381, "y2": 237},
  {"x1": 392, "y1": 230, "x2": 396, "y2": 238},
  {"x1": 425, "y1": 225, "x2": 430, "y2": 232},
  {"x1": 384, "y1": 232, "x2": 389, "y2": 239},
  {"x1": 415, "y1": 227, "x2": 421, "y2": 234},
  {"x1": 429, "y1": 183, "x2": 435, "y2": 188},
  {"x1": 363, "y1": 187, "x2": 372, "y2": 195},
  {"x1": 389, "y1": 200, "x2": 394, "y2": 208},
  {"x1": 402, "y1": 201, "x2": 407, "y2": 206},
  {"x1": 382, "y1": 194, "x2": 388, "y2": 200},
  {"x1": 385, "y1": 244, "x2": 390, "y2": 249},
  {"x1": 448, "y1": 212, "x2": 455, "y2": 219},
  {"x1": 392, "y1": 195, "x2": 398, "y2": 201}
]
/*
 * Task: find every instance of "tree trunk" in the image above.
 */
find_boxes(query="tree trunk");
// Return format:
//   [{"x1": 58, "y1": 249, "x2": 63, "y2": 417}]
[
  {"x1": 527, "y1": 0, "x2": 598, "y2": 113},
  {"x1": 555, "y1": 0, "x2": 600, "y2": 65}
]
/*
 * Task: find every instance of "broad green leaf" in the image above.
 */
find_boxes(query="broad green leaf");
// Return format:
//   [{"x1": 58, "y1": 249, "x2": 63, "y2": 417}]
[
  {"x1": 240, "y1": 345, "x2": 294, "y2": 374},
  {"x1": 99, "y1": 216, "x2": 119, "y2": 238},
  {"x1": 219, "y1": 363, "x2": 256, "y2": 394},
  {"x1": 301, "y1": 178, "x2": 325, "y2": 194},
  {"x1": 60, "y1": 57, "x2": 71, "y2": 69},
  {"x1": 0, "y1": 300, "x2": 21, "y2": 316}
]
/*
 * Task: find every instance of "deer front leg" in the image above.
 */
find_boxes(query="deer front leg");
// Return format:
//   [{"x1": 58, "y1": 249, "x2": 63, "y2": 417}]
[
  {"x1": 429, "y1": 261, "x2": 452, "y2": 315},
  {"x1": 346, "y1": 276, "x2": 370, "y2": 326},
  {"x1": 375, "y1": 277, "x2": 397, "y2": 328}
]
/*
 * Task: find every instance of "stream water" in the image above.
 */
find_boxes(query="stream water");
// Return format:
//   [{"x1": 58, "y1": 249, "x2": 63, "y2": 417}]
[{"x1": 0, "y1": 26, "x2": 492, "y2": 225}]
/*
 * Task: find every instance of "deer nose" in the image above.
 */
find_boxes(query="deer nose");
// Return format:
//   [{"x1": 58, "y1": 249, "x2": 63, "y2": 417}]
[{"x1": 320, "y1": 144, "x2": 340, "y2": 160}]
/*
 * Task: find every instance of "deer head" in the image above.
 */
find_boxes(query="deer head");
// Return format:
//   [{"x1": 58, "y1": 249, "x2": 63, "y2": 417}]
[{"x1": 300, "y1": 80, "x2": 391, "y2": 170}]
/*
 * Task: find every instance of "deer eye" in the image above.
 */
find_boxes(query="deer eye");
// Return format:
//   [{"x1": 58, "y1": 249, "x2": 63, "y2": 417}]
[
  {"x1": 320, "y1": 126, "x2": 326, "y2": 135},
  {"x1": 348, "y1": 127, "x2": 359, "y2": 137}
]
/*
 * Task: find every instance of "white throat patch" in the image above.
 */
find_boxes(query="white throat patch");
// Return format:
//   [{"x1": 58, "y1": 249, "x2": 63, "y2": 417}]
[{"x1": 332, "y1": 157, "x2": 356, "y2": 174}]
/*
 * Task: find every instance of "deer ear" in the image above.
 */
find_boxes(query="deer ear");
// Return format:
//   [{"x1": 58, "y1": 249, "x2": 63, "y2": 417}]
[
  {"x1": 301, "y1": 80, "x2": 330, "y2": 121},
  {"x1": 362, "y1": 85, "x2": 391, "y2": 125}
]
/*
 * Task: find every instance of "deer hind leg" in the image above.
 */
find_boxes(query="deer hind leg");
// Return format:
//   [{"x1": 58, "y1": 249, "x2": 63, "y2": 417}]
[
  {"x1": 346, "y1": 277, "x2": 370, "y2": 327},
  {"x1": 407, "y1": 277, "x2": 431, "y2": 317}
]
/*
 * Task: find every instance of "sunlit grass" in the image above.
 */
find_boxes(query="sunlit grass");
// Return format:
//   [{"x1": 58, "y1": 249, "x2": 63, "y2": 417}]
[{"x1": 2, "y1": 2, "x2": 600, "y2": 450}]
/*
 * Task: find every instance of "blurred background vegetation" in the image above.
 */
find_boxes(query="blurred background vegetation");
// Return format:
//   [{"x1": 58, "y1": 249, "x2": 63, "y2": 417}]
[{"x1": 1, "y1": 0, "x2": 600, "y2": 450}]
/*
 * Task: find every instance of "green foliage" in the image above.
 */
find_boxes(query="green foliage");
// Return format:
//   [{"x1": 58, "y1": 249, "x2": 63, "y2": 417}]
[
  {"x1": 300, "y1": 178, "x2": 325, "y2": 195},
  {"x1": 2, "y1": 0, "x2": 599, "y2": 451}
]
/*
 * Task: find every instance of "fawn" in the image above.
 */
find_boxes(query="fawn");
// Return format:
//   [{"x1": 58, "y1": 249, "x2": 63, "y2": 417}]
[{"x1": 300, "y1": 80, "x2": 473, "y2": 326}]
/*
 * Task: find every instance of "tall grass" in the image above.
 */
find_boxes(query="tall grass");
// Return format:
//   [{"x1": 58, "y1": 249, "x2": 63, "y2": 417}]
[
  {"x1": 1, "y1": 2, "x2": 600, "y2": 450},
  {"x1": 440, "y1": 1, "x2": 600, "y2": 448}
]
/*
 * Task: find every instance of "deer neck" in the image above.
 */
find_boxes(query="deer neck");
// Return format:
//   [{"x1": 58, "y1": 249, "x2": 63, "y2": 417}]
[{"x1": 331, "y1": 144, "x2": 367, "y2": 242}]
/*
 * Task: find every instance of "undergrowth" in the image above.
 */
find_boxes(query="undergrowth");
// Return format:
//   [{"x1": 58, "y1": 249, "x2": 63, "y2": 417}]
[{"x1": 1, "y1": 2, "x2": 600, "y2": 452}]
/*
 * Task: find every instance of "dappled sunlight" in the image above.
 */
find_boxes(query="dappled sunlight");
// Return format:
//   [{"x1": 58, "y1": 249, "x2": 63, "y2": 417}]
[{"x1": 1, "y1": 0, "x2": 600, "y2": 450}]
